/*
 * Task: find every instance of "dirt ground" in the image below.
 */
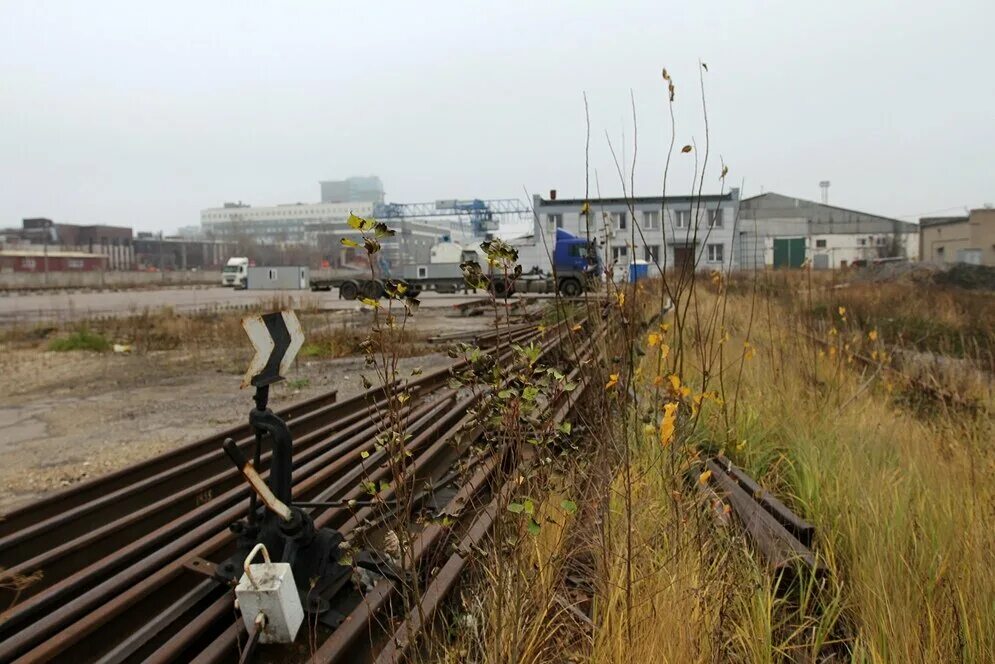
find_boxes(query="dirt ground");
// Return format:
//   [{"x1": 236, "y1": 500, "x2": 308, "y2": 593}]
[{"x1": 0, "y1": 305, "x2": 500, "y2": 513}]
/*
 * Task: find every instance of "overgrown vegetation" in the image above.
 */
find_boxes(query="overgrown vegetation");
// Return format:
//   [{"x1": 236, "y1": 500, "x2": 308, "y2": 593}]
[{"x1": 47, "y1": 328, "x2": 111, "y2": 352}]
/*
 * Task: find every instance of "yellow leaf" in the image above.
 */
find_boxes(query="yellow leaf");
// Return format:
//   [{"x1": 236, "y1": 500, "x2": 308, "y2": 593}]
[
  {"x1": 647, "y1": 333, "x2": 661, "y2": 347},
  {"x1": 340, "y1": 238, "x2": 361, "y2": 248},
  {"x1": 838, "y1": 306, "x2": 847, "y2": 317},
  {"x1": 605, "y1": 373, "x2": 619, "y2": 390},
  {"x1": 660, "y1": 343, "x2": 671, "y2": 360},
  {"x1": 668, "y1": 374, "x2": 681, "y2": 394},
  {"x1": 652, "y1": 375, "x2": 665, "y2": 387},
  {"x1": 829, "y1": 327, "x2": 838, "y2": 337},
  {"x1": 346, "y1": 213, "x2": 365, "y2": 230},
  {"x1": 360, "y1": 297, "x2": 380, "y2": 308},
  {"x1": 581, "y1": 201, "x2": 591, "y2": 215},
  {"x1": 571, "y1": 323, "x2": 582, "y2": 332},
  {"x1": 736, "y1": 439, "x2": 747, "y2": 451},
  {"x1": 743, "y1": 341, "x2": 756, "y2": 360},
  {"x1": 868, "y1": 329, "x2": 878, "y2": 341},
  {"x1": 660, "y1": 402, "x2": 677, "y2": 447},
  {"x1": 537, "y1": 324, "x2": 547, "y2": 334},
  {"x1": 660, "y1": 323, "x2": 671, "y2": 334},
  {"x1": 616, "y1": 291, "x2": 625, "y2": 308},
  {"x1": 698, "y1": 469, "x2": 713, "y2": 485}
]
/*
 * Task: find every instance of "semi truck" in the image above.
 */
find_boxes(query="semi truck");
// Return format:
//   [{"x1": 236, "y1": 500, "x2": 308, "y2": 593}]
[
  {"x1": 309, "y1": 228, "x2": 601, "y2": 299},
  {"x1": 221, "y1": 257, "x2": 249, "y2": 287}
]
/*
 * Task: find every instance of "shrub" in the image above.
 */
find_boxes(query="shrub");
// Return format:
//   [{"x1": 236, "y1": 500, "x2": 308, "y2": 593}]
[{"x1": 48, "y1": 329, "x2": 112, "y2": 352}]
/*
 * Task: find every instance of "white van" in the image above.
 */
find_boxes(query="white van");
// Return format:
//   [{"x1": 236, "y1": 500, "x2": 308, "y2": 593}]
[{"x1": 222, "y1": 257, "x2": 249, "y2": 287}]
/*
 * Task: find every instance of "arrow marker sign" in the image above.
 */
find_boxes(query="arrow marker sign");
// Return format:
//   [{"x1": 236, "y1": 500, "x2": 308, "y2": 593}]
[{"x1": 241, "y1": 310, "x2": 305, "y2": 388}]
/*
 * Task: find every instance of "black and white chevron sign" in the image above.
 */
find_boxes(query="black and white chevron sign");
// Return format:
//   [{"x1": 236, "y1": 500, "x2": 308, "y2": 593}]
[{"x1": 240, "y1": 310, "x2": 305, "y2": 388}]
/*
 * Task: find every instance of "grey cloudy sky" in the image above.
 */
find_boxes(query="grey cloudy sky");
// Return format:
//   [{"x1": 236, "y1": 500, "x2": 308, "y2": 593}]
[{"x1": 2, "y1": 0, "x2": 992, "y2": 234}]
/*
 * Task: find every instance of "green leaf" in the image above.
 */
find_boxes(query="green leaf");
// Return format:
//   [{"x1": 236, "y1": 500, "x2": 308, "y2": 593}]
[
  {"x1": 558, "y1": 422, "x2": 572, "y2": 435},
  {"x1": 527, "y1": 518, "x2": 541, "y2": 536},
  {"x1": 560, "y1": 499, "x2": 577, "y2": 514},
  {"x1": 340, "y1": 238, "x2": 361, "y2": 248},
  {"x1": 497, "y1": 389, "x2": 517, "y2": 400},
  {"x1": 360, "y1": 450, "x2": 370, "y2": 459},
  {"x1": 507, "y1": 502, "x2": 525, "y2": 514},
  {"x1": 562, "y1": 381, "x2": 578, "y2": 392},
  {"x1": 522, "y1": 386, "x2": 539, "y2": 401},
  {"x1": 373, "y1": 222, "x2": 396, "y2": 238},
  {"x1": 523, "y1": 499, "x2": 535, "y2": 515},
  {"x1": 347, "y1": 213, "x2": 365, "y2": 230}
]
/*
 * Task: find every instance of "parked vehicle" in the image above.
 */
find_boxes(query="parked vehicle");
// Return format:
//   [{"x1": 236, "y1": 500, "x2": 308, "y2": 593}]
[
  {"x1": 310, "y1": 229, "x2": 601, "y2": 299},
  {"x1": 221, "y1": 257, "x2": 249, "y2": 287}
]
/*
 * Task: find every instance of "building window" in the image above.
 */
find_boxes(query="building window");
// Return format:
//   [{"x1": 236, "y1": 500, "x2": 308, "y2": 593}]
[
  {"x1": 645, "y1": 245, "x2": 660, "y2": 262},
  {"x1": 67, "y1": 259, "x2": 84, "y2": 269},
  {"x1": 609, "y1": 212, "x2": 627, "y2": 231},
  {"x1": 708, "y1": 208, "x2": 723, "y2": 228},
  {"x1": 643, "y1": 211, "x2": 660, "y2": 230},
  {"x1": 706, "y1": 243, "x2": 724, "y2": 263},
  {"x1": 875, "y1": 236, "x2": 887, "y2": 246},
  {"x1": 858, "y1": 238, "x2": 867, "y2": 246},
  {"x1": 21, "y1": 258, "x2": 36, "y2": 269},
  {"x1": 816, "y1": 239, "x2": 827, "y2": 248},
  {"x1": 612, "y1": 246, "x2": 628, "y2": 261},
  {"x1": 675, "y1": 210, "x2": 690, "y2": 229},
  {"x1": 547, "y1": 214, "x2": 563, "y2": 229}
]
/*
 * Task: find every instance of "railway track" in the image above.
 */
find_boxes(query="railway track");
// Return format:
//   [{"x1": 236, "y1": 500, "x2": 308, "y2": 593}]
[{"x1": 0, "y1": 315, "x2": 601, "y2": 662}]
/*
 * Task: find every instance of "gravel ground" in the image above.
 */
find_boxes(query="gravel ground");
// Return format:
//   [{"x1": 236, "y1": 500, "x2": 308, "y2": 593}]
[{"x1": 0, "y1": 303, "x2": 501, "y2": 513}]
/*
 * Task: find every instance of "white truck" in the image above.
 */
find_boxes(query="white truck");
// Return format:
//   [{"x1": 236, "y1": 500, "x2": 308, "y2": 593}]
[{"x1": 221, "y1": 257, "x2": 249, "y2": 287}]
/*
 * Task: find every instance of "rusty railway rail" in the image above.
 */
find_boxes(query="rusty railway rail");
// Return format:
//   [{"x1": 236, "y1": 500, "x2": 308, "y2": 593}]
[
  {"x1": 0, "y1": 315, "x2": 598, "y2": 663},
  {"x1": 703, "y1": 455, "x2": 818, "y2": 573}
]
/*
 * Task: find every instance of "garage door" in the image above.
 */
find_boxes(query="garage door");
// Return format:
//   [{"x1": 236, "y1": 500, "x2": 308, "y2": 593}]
[{"x1": 773, "y1": 238, "x2": 806, "y2": 268}]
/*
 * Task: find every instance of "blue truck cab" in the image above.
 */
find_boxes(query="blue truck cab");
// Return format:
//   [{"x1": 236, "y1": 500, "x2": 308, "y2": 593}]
[{"x1": 551, "y1": 228, "x2": 602, "y2": 296}]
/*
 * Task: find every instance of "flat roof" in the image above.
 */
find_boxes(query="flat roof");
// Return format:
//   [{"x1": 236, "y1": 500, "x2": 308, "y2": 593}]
[
  {"x1": 538, "y1": 193, "x2": 734, "y2": 207},
  {"x1": 0, "y1": 250, "x2": 107, "y2": 259},
  {"x1": 920, "y1": 216, "x2": 969, "y2": 228}
]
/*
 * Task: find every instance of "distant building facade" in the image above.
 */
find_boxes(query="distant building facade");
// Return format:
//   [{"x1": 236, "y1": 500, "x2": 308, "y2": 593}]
[
  {"x1": 132, "y1": 234, "x2": 238, "y2": 271},
  {"x1": 737, "y1": 193, "x2": 919, "y2": 269},
  {"x1": 200, "y1": 199, "x2": 449, "y2": 270},
  {"x1": 532, "y1": 190, "x2": 742, "y2": 275},
  {"x1": 201, "y1": 201, "x2": 377, "y2": 245},
  {"x1": 0, "y1": 249, "x2": 107, "y2": 273},
  {"x1": 919, "y1": 208, "x2": 995, "y2": 266},
  {"x1": 319, "y1": 176, "x2": 384, "y2": 204},
  {"x1": 2, "y1": 219, "x2": 135, "y2": 270}
]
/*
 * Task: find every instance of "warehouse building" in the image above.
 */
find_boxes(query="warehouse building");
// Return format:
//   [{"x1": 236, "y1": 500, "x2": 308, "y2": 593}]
[
  {"x1": 6, "y1": 219, "x2": 136, "y2": 270},
  {"x1": 737, "y1": 193, "x2": 919, "y2": 269},
  {"x1": 0, "y1": 249, "x2": 107, "y2": 273},
  {"x1": 132, "y1": 234, "x2": 238, "y2": 271},
  {"x1": 919, "y1": 208, "x2": 995, "y2": 266},
  {"x1": 532, "y1": 189, "x2": 742, "y2": 275}
]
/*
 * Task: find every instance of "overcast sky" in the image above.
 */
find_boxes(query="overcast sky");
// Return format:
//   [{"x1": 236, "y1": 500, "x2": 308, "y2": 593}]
[{"x1": 1, "y1": 0, "x2": 992, "y2": 234}]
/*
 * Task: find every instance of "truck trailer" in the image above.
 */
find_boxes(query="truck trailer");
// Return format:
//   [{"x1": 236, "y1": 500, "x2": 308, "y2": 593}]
[{"x1": 310, "y1": 228, "x2": 601, "y2": 299}]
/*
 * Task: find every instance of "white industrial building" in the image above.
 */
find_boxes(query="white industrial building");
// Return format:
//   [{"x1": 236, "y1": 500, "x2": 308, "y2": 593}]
[
  {"x1": 200, "y1": 200, "x2": 452, "y2": 268},
  {"x1": 201, "y1": 200, "x2": 376, "y2": 245},
  {"x1": 738, "y1": 193, "x2": 919, "y2": 269},
  {"x1": 531, "y1": 189, "x2": 743, "y2": 276}
]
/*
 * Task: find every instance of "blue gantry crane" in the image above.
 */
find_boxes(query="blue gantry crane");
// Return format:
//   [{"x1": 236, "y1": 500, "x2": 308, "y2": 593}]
[{"x1": 373, "y1": 198, "x2": 531, "y2": 238}]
